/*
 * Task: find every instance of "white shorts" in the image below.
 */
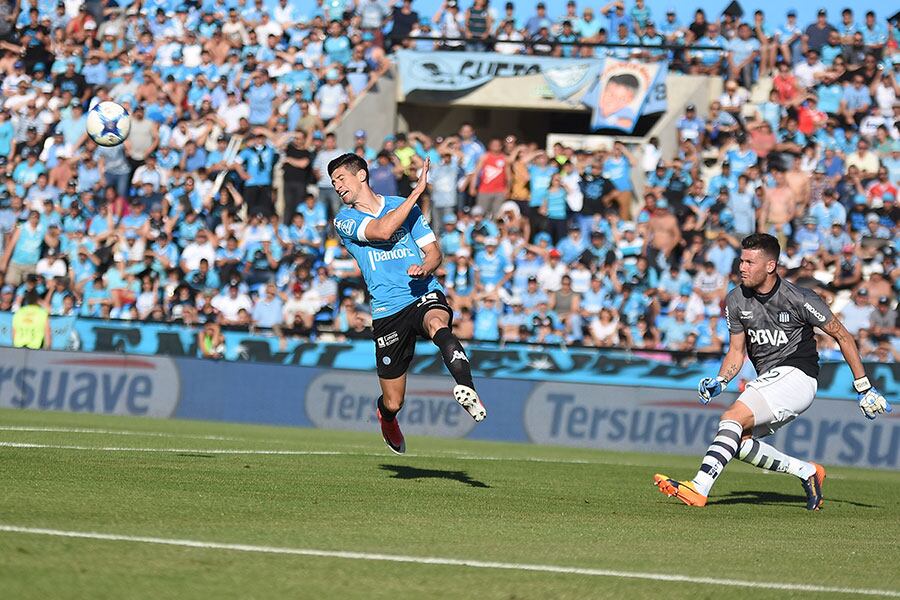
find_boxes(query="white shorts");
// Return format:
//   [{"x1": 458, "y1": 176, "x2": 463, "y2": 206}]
[{"x1": 739, "y1": 366, "x2": 818, "y2": 438}]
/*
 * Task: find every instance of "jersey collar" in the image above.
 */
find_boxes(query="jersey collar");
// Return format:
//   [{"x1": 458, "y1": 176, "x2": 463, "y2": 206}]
[
  {"x1": 355, "y1": 194, "x2": 385, "y2": 218},
  {"x1": 750, "y1": 276, "x2": 781, "y2": 304}
]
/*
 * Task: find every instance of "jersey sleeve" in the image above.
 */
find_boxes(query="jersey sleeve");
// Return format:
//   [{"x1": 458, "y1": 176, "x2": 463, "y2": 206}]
[
  {"x1": 724, "y1": 290, "x2": 744, "y2": 334},
  {"x1": 409, "y1": 205, "x2": 436, "y2": 248},
  {"x1": 333, "y1": 211, "x2": 372, "y2": 244},
  {"x1": 798, "y1": 287, "x2": 834, "y2": 327}
]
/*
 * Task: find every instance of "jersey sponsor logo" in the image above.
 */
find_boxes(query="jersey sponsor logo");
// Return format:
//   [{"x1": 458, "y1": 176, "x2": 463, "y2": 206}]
[
  {"x1": 0, "y1": 352, "x2": 181, "y2": 417},
  {"x1": 778, "y1": 311, "x2": 790, "y2": 324},
  {"x1": 305, "y1": 372, "x2": 477, "y2": 437},
  {"x1": 804, "y1": 302, "x2": 827, "y2": 323},
  {"x1": 335, "y1": 219, "x2": 356, "y2": 236},
  {"x1": 747, "y1": 328, "x2": 789, "y2": 346},
  {"x1": 376, "y1": 331, "x2": 399, "y2": 348},
  {"x1": 367, "y1": 246, "x2": 416, "y2": 270},
  {"x1": 740, "y1": 310, "x2": 753, "y2": 319}
]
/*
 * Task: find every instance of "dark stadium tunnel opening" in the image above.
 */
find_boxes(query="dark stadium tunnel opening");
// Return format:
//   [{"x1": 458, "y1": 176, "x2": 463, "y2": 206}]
[
  {"x1": 397, "y1": 104, "x2": 663, "y2": 142},
  {"x1": 379, "y1": 464, "x2": 490, "y2": 488}
]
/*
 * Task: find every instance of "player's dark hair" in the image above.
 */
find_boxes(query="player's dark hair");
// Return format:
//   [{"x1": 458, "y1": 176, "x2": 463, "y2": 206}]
[
  {"x1": 327, "y1": 153, "x2": 369, "y2": 182},
  {"x1": 608, "y1": 73, "x2": 639, "y2": 91},
  {"x1": 742, "y1": 233, "x2": 781, "y2": 262}
]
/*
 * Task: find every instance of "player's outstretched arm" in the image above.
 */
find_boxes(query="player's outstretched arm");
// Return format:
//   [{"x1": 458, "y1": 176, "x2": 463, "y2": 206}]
[
  {"x1": 364, "y1": 158, "x2": 431, "y2": 242},
  {"x1": 822, "y1": 317, "x2": 892, "y2": 419},
  {"x1": 698, "y1": 330, "x2": 746, "y2": 404}
]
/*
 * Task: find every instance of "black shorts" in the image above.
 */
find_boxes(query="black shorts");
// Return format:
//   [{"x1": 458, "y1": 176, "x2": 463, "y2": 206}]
[{"x1": 372, "y1": 291, "x2": 453, "y2": 379}]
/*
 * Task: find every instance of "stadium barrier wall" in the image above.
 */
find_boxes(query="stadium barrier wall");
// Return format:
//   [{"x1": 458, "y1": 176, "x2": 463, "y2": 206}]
[
  {"x1": 1, "y1": 346, "x2": 897, "y2": 470},
  {"x1": 2, "y1": 314, "x2": 897, "y2": 399}
]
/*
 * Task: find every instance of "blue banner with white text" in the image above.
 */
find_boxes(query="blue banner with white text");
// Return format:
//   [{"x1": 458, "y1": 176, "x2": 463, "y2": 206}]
[
  {"x1": 0, "y1": 313, "x2": 897, "y2": 403},
  {"x1": 1, "y1": 346, "x2": 898, "y2": 469}
]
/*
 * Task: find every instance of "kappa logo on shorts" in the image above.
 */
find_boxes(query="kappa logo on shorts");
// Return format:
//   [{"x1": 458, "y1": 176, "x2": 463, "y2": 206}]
[
  {"x1": 335, "y1": 219, "x2": 356, "y2": 236},
  {"x1": 754, "y1": 370, "x2": 783, "y2": 385},
  {"x1": 450, "y1": 350, "x2": 469, "y2": 363},
  {"x1": 778, "y1": 311, "x2": 790, "y2": 323},
  {"x1": 377, "y1": 331, "x2": 399, "y2": 348}
]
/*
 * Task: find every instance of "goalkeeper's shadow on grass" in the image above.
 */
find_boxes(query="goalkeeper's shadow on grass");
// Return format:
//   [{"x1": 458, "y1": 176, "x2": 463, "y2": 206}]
[
  {"x1": 713, "y1": 490, "x2": 880, "y2": 509},
  {"x1": 379, "y1": 464, "x2": 491, "y2": 489}
]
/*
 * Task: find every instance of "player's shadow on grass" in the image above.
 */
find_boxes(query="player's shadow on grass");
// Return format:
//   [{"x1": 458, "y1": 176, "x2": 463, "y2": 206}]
[
  {"x1": 380, "y1": 464, "x2": 490, "y2": 489},
  {"x1": 715, "y1": 490, "x2": 880, "y2": 509}
]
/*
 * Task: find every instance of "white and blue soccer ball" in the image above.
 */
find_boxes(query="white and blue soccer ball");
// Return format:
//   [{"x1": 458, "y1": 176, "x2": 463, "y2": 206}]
[{"x1": 86, "y1": 101, "x2": 131, "y2": 147}]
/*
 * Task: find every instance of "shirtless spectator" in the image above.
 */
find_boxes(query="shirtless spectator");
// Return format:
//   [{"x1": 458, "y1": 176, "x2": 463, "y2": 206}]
[
  {"x1": 759, "y1": 167, "x2": 797, "y2": 246},
  {"x1": 646, "y1": 197, "x2": 682, "y2": 269}
]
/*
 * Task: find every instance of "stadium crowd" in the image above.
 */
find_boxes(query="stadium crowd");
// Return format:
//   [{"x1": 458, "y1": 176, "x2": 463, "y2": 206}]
[{"x1": 0, "y1": 0, "x2": 898, "y2": 360}]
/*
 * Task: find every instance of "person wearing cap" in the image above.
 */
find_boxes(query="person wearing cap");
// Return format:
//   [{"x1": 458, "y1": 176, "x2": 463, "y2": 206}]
[
  {"x1": 313, "y1": 69, "x2": 349, "y2": 125},
  {"x1": 328, "y1": 152, "x2": 485, "y2": 454},
  {"x1": 473, "y1": 234, "x2": 512, "y2": 293},
  {"x1": 869, "y1": 295, "x2": 898, "y2": 338},
  {"x1": 432, "y1": 0, "x2": 465, "y2": 50},
  {"x1": 803, "y1": 8, "x2": 837, "y2": 53},
  {"x1": 524, "y1": 2, "x2": 552, "y2": 37},
  {"x1": 676, "y1": 103, "x2": 704, "y2": 143},
  {"x1": 836, "y1": 286, "x2": 875, "y2": 336}
]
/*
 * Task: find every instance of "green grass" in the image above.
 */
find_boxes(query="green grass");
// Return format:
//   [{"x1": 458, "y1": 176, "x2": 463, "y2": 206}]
[{"x1": 0, "y1": 408, "x2": 898, "y2": 600}]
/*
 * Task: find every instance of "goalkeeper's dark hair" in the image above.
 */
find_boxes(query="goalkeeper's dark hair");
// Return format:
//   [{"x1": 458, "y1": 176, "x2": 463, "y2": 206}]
[
  {"x1": 741, "y1": 233, "x2": 781, "y2": 262},
  {"x1": 327, "y1": 153, "x2": 368, "y2": 182}
]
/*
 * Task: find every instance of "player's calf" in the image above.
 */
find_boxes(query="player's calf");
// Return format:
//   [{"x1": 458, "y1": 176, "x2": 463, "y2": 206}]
[{"x1": 432, "y1": 327, "x2": 476, "y2": 390}]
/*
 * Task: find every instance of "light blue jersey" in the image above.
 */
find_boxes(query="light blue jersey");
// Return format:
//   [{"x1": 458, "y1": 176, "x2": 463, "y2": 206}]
[{"x1": 335, "y1": 195, "x2": 442, "y2": 318}]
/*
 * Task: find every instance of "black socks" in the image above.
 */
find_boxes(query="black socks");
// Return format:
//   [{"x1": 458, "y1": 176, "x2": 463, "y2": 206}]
[
  {"x1": 377, "y1": 395, "x2": 398, "y2": 421},
  {"x1": 432, "y1": 327, "x2": 475, "y2": 390}
]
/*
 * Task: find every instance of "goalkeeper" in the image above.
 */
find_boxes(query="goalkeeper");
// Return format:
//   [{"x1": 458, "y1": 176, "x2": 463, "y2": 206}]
[{"x1": 654, "y1": 234, "x2": 891, "y2": 510}]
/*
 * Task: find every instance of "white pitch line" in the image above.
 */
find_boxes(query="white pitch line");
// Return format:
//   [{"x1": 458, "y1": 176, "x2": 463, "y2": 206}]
[
  {"x1": 0, "y1": 426, "x2": 246, "y2": 442},
  {"x1": 0, "y1": 441, "x2": 636, "y2": 465},
  {"x1": 0, "y1": 442, "x2": 343, "y2": 456},
  {"x1": 0, "y1": 525, "x2": 896, "y2": 597}
]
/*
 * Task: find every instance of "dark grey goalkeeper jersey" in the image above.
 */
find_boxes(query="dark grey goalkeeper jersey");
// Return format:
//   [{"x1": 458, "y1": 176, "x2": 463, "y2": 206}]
[{"x1": 724, "y1": 278, "x2": 835, "y2": 378}]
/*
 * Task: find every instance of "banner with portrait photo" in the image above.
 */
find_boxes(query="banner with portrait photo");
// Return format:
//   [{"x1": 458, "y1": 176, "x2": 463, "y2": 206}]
[{"x1": 581, "y1": 59, "x2": 668, "y2": 133}]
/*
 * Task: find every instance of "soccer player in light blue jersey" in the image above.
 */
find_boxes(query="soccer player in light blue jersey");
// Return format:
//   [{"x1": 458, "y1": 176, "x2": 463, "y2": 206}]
[{"x1": 329, "y1": 154, "x2": 486, "y2": 454}]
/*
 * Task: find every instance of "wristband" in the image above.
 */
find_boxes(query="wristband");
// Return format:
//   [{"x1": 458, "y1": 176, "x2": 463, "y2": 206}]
[{"x1": 853, "y1": 376, "x2": 871, "y2": 394}]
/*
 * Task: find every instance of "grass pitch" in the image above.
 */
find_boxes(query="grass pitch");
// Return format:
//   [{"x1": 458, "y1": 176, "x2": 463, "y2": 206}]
[{"x1": 0, "y1": 408, "x2": 898, "y2": 600}]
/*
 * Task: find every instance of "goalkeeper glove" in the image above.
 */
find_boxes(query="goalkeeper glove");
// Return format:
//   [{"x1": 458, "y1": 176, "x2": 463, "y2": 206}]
[
  {"x1": 854, "y1": 376, "x2": 892, "y2": 420},
  {"x1": 698, "y1": 376, "x2": 728, "y2": 405}
]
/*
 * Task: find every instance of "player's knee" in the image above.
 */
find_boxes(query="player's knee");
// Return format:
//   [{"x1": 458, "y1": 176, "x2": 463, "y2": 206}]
[
  {"x1": 720, "y1": 405, "x2": 754, "y2": 432},
  {"x1": 381, "y1": 393, "x2": 403, "y2": 412}
]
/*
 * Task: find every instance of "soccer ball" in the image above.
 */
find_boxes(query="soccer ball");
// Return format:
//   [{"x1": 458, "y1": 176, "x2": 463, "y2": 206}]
[{"x1": 86, "y1": 101, "x2": 131, "y2": 147}]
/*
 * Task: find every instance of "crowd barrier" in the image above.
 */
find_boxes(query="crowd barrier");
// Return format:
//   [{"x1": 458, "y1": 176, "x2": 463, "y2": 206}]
[
  {"x1": 1, "y1": 346, "x2": 897, "y2": 469},
  {"x1": 2, "y1": 314, "x2": 897, "y2": 398}
]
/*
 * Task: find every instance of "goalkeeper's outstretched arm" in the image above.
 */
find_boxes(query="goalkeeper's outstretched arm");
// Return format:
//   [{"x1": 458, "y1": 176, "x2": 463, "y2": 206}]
[
  {"x1": 821, "y1": 317, "x2": 866, "y2": 380},
  {"x1": 717, "y1": 330, "x2": 747, "y2": 385}
]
